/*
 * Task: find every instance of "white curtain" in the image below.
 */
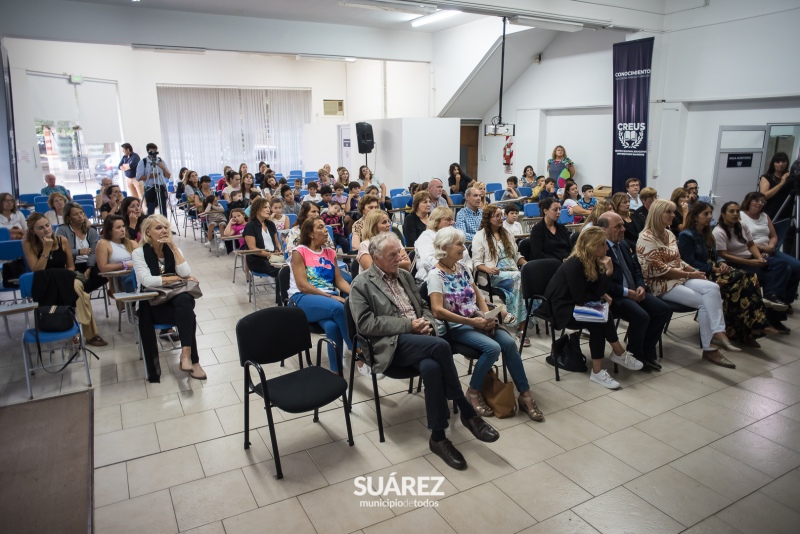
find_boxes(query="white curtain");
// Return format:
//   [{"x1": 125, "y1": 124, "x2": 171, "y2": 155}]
[{"x1": 157, "y1": 86, "x2": 311, "y2": 176}]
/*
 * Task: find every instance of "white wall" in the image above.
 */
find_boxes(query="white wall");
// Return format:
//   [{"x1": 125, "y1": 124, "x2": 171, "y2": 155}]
[
  {"x1": 4, "y1": 38, "x2": 431, "y2": 193},
  {"x1": 545, "y1": 108, "x2": 613, "y2": 187},
  {"x1": 303, "y1": 123, "x2": 341, "y2": 174},
  {"x1": 386, "y1": 62, "x2": 431, "y2": 119}
]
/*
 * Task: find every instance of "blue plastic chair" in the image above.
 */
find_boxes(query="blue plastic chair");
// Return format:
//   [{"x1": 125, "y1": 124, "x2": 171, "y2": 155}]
[
  {"x1": 299, "y1": 190, "x2": 309, "y2": 198},
  {"x1": 450, "y1": 194, "x2": 464, "y2": 205},
  {"x1": 0, "y1": 239, "x2": 26, "y2": 299},
  {"x1": 34, "y1": 195, "x2": 49, "y2": 203},
  {"x1": 286, "y1": 213, "x2": 297, "y2": 227},
  {"x1": 19, "y1": 272, "x2": 92, "y2": 399},
  {"x1": 524, "y1": 204, "x2": 540, "y2": 218},
  {"x1": 486, "y1": 183, "x2": 503, "y2": 193},
  {"x1": 209, "y1": 173, "x2": 222, "y2": 179},
  {"x1": 558, "y1": 208, "x2": 572, "y2": 224},
  {"x1": 81, "y1": 204, "x2": 96, "y2": 220},
  {"x1": 289, "y1": 170, "x2": 302, "y2": 177},
  {"x1": 518, "y1": 187, "x2": 532, "y2": 198},
  {"x1": 494, "y1": 190, "x2": 504, "y2": 202},
  {"x1": 0, "y1": 228, "x2": 10, "y2": 241},
  {"x1": 305, "y1": 171, "x2": 317, "y2": 178},
  {"x1": 74, "y1": 194, "x2": 93, "y2": 201},
  {"x1": 34, "y1": 202, "x2": 49, "y2": 214},
  {"x1": 390, "y1": 188, "x2": 404, "y2": 198},
  {"x1": 304, "y1": 177, "x2": 317, "y2": 185},
  {"x1": 391, "y1": 196, "x2": 410, "y2": 210},
  {"x1": 19, "y1": 208, "x2": 30, "y2": 218},
  {"x1": 19, "y1": 194, "x2": 39, "y2": 204}
]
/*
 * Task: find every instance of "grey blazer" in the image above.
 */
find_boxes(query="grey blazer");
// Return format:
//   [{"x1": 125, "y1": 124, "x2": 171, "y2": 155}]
[
  {"x1": 55, "y1": 224, "x2": 100, "y2": 267},
  {"x1": 348, "y1": 266, "x2": 437, "y2": 374}
]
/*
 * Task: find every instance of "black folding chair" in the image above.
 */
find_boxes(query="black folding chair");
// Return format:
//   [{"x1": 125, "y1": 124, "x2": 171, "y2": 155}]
[
  {"x1": 518, "y1": 259, "x2": 564, "y2": 379},
  {"x1": 236, "y1": 307, "x2": 353, "y2": 479}
]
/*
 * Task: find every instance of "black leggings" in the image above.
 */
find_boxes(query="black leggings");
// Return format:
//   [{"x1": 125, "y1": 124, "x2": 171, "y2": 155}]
[
  {"x1": 567, "y1": 316, "x2": 618, "y2": 360},
  {"x1": 138, "y1": 293, "x2": 199, "y2": 381}
]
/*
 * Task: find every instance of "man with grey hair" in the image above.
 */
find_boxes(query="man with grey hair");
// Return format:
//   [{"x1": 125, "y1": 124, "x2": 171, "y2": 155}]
[
  {"x1": 454, "y1": 187, "x2": 483, "y2": 241},
  {"x1": 349, "y1": 232, "x2": 500, "y2": 471},
  {"x1": 597, "y1": 212, "x2": 671, "y2": 371},
  {"x1": 428, "y1": 178, "x2": 451, "y2": 209},
  {"x1": 41, "y1": 173, "x2": 72, "y2": 201}
]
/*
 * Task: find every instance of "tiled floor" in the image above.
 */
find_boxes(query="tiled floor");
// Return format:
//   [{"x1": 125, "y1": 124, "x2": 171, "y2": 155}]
[{"x1": 2, "y1": 232, "x2": 800, "y2": 534}]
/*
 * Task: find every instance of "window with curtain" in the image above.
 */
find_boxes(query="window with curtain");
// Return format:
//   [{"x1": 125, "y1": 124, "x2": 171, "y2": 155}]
[{"x1": 156, "y1": 86, "x2": 311, "y2": 176}]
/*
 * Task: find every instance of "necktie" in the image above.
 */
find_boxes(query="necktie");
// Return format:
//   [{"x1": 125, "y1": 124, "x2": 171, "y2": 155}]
[{"x1": 615, "y1": 243, "x2": 636, "y2": 290}]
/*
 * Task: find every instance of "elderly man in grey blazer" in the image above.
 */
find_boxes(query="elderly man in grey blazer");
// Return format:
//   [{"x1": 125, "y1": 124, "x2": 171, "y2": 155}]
[{"x1": 349, "y1": 232, "x2": 499, "y2": 471}]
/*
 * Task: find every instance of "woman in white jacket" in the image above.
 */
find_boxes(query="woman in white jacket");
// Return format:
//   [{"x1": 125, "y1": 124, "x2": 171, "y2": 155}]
[
  {"x1": 415, "y1": 206, "x2": 472, "y2": 285},
  {"x1": 472, "y1": 205, "x2": 528, "y2": 346}
]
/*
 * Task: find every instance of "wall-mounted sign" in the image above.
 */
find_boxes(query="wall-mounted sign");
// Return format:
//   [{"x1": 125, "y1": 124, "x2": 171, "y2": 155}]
[{"x1": 726, "y1": 153, "x2": 753, "y2": 168}]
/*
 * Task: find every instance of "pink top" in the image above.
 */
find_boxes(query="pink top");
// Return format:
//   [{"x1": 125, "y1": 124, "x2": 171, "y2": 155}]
[{"x1": 230, "y1": 223, "x2": 246, "y2": 248}]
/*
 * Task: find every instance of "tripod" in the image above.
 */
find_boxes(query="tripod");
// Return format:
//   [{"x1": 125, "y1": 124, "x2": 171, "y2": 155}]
[
  {"x1": 773, "y1": 176, "x2": 800, "y2": 260},
  {"x1": 142, "y1": 157, "x2": 180, "y2": 235}
]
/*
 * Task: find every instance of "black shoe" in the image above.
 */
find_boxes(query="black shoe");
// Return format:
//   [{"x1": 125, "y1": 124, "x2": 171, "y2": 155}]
[
  {"x1": 429, "y1": 437, "x2": 467, "y2": 470},
  {"x1": 643, "y1": 358, "x2": 662, "y2": 371},
  {"x1": 773, "y1": 321, "x2": 792, "y2": 334},
  {"x1": 460, "y1": 413, "x2": 499, "y2": 443}
]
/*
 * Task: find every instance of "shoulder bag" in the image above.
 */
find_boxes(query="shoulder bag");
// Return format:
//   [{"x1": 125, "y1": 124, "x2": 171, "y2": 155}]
[{"x1": 143, "y1": 277, "x2": 203, "y2": 306}]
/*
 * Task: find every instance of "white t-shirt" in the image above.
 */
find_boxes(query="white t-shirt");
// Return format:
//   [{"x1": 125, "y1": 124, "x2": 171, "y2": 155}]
[
  {"x1": 223, "y1": 185, "x2": 240, "y2": 197},
  {"x1": 562, "y1": 199, "x2": 578, "y2": 212},
  {"x1": 302, "y1": 193, "x2": 321, "y2": 203},
  {"x1": 713, "y1": 224, "x2": 753, "y2": 259},
  {"x1": 740, "y1": 212, "x2": 770, "y2": 247},
  {"x1": 0, "y1": 211, "x2": 26, "y2": 229},
  {"x1": 75, "y1": 235, "x2": 90, "y2": 264},
  {"x1": 503, "y1": 220, "x2": 523, "y2": 236}
]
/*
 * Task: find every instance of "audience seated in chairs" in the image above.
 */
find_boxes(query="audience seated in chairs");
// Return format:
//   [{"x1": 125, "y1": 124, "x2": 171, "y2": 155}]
[
  {"x1": 522, "y1": 196, "x2": 571, "y2": 261},
  {"x1": 45, "y1": 192, "x2": 68, "y2": 226},
  {"x1": 741, "y1": 190, "x2": 800, "y2": 311},
  {"x1": 454, "y1": 187, "x2": 483, "y2": 241},
  {"x1": 610, "y1": 192, "x2": 639, "y2": 251},
  {"x1": 285, "y1": 202, "x2": 334, "y2": 254},
  {"x1": 288, "y1": 216, "x2": 352, "y2": 374},
  {"x1": 0, "y1": 192, "x2": 26, "y2": 239},
  {"x1": 597, "y1": 212, "x2": 671, "y2": 371},
  {"x1": 357, "y1": 209, "x2": 411, "y2": 272},
  {"x1": 403, "y1": 191, "x2": 431, "y2": 248},
  {"x1": 267, "y1": 197, "x2": 290, "y2": 232},
  {"x1": 242, "y1": 196, "x2": 283, "y2": 280},
  {"x1": 351, "y1": 194, "x2": 381, "y2": 250},
  {"x1": 714, "y1": 200, "x2": 799, "y2": 334},
  {"x1": 349, "y1": 232, "x2": 500, "y2": 471},
  {"x1": 678, "y1": 201, "x2": 778, "y2": 349},
  {"x1": 637, "y1": 199, "x2": 739, "y2": 368},
  {"x1": 427, "y1": 227, "x2": 543, "y2": 421},
  {"x1": 280, "y1": 185, "x2": 302, "y2": 217},
  {"x1": 471, "y1": 204, "x2": 529, "y2": 346},
  {"x1": 96, "y1": 215, "x2": 138, "y2": 310},
  {"x1": 631, "y1": 186, "x2": 657, "y2": 237},
  {"x1": 580, "y1": 198, "x2": 613, "y2": 233},
  {"x1": 415, "y1": 206, "x2": 472, "y2": 285},
  {"x1": 544, "y1": 227, "x2": 644, "y2": 390},
  {"x1": 56, "y1": 202, "x2": 108, "y2": 294},
  {"x1": 132, "y1": 214, "x2": 205, "y2": 382},
  {"x1": 669, "y1": 187, "x2": 690, "y2": 237},
  {"x1": 121, "y1": 196, "x2": 144, "y2": 241},
  {"x1": 22, "y1": 213, "x2": 107, "y2": 347}
]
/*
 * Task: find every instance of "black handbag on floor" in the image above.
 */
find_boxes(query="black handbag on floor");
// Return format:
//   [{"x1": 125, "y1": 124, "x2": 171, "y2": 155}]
[{"x1": 546, "y1": 332, "x2": 588, "y2": 372}]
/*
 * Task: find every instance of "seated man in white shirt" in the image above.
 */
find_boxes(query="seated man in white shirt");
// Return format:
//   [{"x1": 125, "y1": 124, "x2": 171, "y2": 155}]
[{"x1": 626, "y1": 177, "x2": 642, "y2": 211}]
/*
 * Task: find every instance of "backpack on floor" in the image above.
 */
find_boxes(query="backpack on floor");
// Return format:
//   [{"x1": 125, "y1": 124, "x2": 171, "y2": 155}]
[{"x1": 546, "y1": 332, "x2": 587, "y2": 372}]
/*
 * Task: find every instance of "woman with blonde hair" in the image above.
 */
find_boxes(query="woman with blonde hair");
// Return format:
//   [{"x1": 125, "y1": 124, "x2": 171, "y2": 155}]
[
  {"x1": 544, "y1": 227, "x2": 643, "y2": 389},
  {"x1": 637, "y1": 199, "x2": 738, "y2": 368},
  {"x1": 473, "y1": 182, "x2": 490, "y2": 210},
  {"x1": 22, "y1": 213, "x2": 107, "y2": 346},
  {"x1": 581, "y1": 198, "x2": 613, "y2": 232},
  {"x1": 610, "y1": 191, "x2": 638, "y2": 250},
  {"x1": 357, "y1": 209, "x2": 411, "y2": 271},
  {"x1": 415, "y1": 206, "x2": 472, "y2": 284},
  {"x1": 132, "y1": 214, "x2": 204, "y2": 381}
]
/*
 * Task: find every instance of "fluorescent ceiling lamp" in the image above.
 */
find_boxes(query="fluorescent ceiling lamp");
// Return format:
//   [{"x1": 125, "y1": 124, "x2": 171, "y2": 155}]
[
  {"x1": 411, "y1": 10, "x2": 460, "y2": 27},
  {"x1": 509, "y1": 16, "x2": 583, "y2": 32},
  {"x1": 131, "y1": 44, "x2": 206, "y2": 54},
  {"x1": 338, "y1": 0, "x2": 437, "y2": 16},
  {"x1": 296, "y1": 54, "x2": 356, "y2": 62}
]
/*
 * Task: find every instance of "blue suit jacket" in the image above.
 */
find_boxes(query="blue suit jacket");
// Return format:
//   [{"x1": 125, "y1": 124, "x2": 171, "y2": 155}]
[{"x1": 606, "y1": 241, "x2": 647, "y2": 300}]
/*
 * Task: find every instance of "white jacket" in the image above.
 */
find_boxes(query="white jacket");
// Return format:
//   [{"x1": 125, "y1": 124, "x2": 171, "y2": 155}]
[{"x1": 471, "y1": 228, "x2": 522, "y2": 285}]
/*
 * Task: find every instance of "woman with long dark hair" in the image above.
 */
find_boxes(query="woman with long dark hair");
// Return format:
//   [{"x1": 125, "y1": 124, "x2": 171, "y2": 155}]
[
  {"x1": 97, "y1": 214, "x2": 138, "y2": 296},
  {"x1": 447, "y1": 162, "x2": 472, "y2": 195},
  {"x1": 759, "y1": 152, "x2": 792, "y2": 220},
  {"x1": 56, "y1": 202, "x2": 107, "y2": 293},
  {"x1": 679, "y1": 202, "x2": 776, "y2": 348},
  {"x1": 121, "y1": 196, "x2": 144, "y2": 241},
  {"x1": 242, "y1": 196, "x2": 283, "y2": 278}
]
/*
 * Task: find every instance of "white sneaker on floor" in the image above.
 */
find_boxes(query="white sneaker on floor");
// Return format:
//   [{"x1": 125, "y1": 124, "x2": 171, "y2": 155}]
[
  {"x1": 590, "y1": 369, "x2": 620, "y2": 389},
  {"x1": 203, "y1": 241, "x2": 211, "y2": 247},
  {"x1": 218, "y1": 243, "x2": 226, "y2": 252},
  {"x1": 610, "y1": 351, "x2": 644, "y2": 370},
  {"x1": 357, "y1": 363, "x2": 384, "y2": 380}
]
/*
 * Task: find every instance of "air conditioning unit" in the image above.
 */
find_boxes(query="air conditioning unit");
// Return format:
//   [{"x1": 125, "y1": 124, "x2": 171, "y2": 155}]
[{"x1": 323, "y1": 100, "x2": 345, "y2": 116}]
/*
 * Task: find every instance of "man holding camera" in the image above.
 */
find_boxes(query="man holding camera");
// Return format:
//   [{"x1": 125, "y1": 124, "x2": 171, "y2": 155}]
[{"x1": 136, "y1": 143, "x2": 171, "y2": 216}]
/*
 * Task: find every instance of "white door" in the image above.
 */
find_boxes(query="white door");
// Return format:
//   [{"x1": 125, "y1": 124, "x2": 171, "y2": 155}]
[{"x1": 710, "y1": 126, "x2": 766, "y2": 220}]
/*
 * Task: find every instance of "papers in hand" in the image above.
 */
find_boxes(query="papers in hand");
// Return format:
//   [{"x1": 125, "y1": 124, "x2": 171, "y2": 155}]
[
  {"x1": 573, "y1": 301, "x2": 609, "y2": 323},
  {"x1": 480, "y1": 306, "x2": 504, "y2": 320}
]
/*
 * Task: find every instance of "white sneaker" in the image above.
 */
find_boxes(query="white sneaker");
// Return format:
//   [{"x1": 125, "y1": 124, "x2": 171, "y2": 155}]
[
  {"x1": 203, "y1": 241, "x2": 211, "y2": 248},
  {"x1": 590, "y1": 369, "x2": 620, "y2": 389},
  {"x1": 357, "y1": 363, "x2": 384, "y2": 380},
  {"x1": 610, "y1": 351, "x2": 644, "y2": 371},
  {"x1": 218, "y1": 243, "x2": 226, "y2": 252}
]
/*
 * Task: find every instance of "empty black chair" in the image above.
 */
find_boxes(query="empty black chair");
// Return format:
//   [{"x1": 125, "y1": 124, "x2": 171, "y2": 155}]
[
  {"x1": 518, "y1": 258, "x2": 564, "y2": 379},
  {"x1": 344, "y1": 298, "x2": 426, "y2": 442},
  {"x1": 661, "y1": 301, "x2": 696, "y2": 358},
  {"x1": 236, "y1": 307, "x2": 353, "y2": 479},
  {"x1": 278, "y1": 264, "x2": 326, "y2": 340}
]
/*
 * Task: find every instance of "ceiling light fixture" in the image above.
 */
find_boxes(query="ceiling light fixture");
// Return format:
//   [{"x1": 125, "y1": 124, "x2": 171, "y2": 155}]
[
  {"x1": 338, "y1": 0, "x2": 437, "y2": 16},
  {"x1": 296, "y1": 54, "x2": 357, "y2": 62},
  {"x1": 508, "y1": 16, "x2": 583, "y2": 32},
  {"x1": 411, "y1": 9, "x2": 461, "y2": 27}
]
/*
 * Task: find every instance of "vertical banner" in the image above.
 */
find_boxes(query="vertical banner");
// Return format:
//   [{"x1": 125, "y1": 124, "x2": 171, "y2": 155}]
[{"x1": 612, "y1": 37, "x2": 654, "y2": 192}]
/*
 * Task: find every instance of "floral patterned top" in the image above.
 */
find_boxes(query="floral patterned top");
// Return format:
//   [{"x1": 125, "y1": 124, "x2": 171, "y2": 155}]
[
  {"x1": 636, "y1": 229, "x2": 690, "y2": 297},
  {"x1": 427, "y1": 263, "x2": 479, "y2": 335}
]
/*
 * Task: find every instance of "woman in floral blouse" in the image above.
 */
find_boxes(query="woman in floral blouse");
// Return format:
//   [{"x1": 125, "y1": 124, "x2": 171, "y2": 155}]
[{"x1": 637, "y1": 199, "x2": 739, "y2": 368}]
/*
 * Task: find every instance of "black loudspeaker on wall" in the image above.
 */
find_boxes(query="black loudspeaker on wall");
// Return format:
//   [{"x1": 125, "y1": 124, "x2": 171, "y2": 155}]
[{"x1": 356, "y1": 122, "x2": 374, "y2": 154}]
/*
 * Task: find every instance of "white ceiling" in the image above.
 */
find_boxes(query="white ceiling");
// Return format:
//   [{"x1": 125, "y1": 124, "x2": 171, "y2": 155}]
[{"x1": 70, "y1": 0, "x2": 484, "y2": 32}]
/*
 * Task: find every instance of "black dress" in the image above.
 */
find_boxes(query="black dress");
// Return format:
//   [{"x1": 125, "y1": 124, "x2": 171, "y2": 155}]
[
  {"x1": 762, "y1": 173, "x2": 792, "y2": 220},
  {"x1": 242, "y1": 218, "x2": 280, "y2": 276},
  {"x1": 526, "y1": 221, "x2": 572, "y2": 261},
  {"x1": 38, "y1": 236, "x2": 68, "y2": 269},
  {"x1": 402, "y1": 212, "x2": 428, "y2": 248}
]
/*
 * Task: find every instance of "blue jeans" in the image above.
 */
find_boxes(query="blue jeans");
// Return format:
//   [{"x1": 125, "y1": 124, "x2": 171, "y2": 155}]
[
  {"x1": 773, "y1": 251, "x2": 800, "y2": 303},
  {"x1": 121, "y1": 273, "x2": 135, "y2": 294},
  {"x1": 289, "y1": 293, "x2": 352, "y2": 372},
  {"x1": 448, "y1": 326, "x2": 530, "y2": 393}
]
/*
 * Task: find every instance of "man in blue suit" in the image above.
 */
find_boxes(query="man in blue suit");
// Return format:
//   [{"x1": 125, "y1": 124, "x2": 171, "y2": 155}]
[{"x1": 597, "y1": 212, "x2": 671, "y2": 371}]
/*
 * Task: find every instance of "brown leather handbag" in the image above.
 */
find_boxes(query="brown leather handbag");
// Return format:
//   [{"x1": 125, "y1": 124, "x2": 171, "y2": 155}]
[{"x1": 481, "y1": 366, "x2": 517, "y2": 418}]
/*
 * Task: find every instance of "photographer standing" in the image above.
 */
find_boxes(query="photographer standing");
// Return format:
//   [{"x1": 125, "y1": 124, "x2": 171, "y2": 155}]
[
  {"x1": 136, "y1": 143, "x2": 171, "y2": 216},
  {"x1": 119, "y1": 143, "x2": 141, "y2": 199}
]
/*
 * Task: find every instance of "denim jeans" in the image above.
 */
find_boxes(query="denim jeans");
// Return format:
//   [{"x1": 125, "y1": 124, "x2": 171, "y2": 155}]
[
  {"x1": 447, "y1": 325, "x2": 530, "y2": 393},
  {"x1": 773, "y1": 251, "x2": 800, "y2": 303},
  {"x1": 290, "y1": 293, "x2": 352, "y2": 372}
]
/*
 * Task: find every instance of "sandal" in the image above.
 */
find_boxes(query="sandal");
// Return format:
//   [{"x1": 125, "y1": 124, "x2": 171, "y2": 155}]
[
  {"x1": 502, "y1": 312, "x2": 517, "y2": 325},
  {"x1": 468, "y1": 391, "x2": 493, "y2": 417},
  {"x1": 518, "y1": 394, "x2": 544, "y2": 422},
  {"x1": 517, "y1": 332, "x2": 531, "y2": 347}
]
